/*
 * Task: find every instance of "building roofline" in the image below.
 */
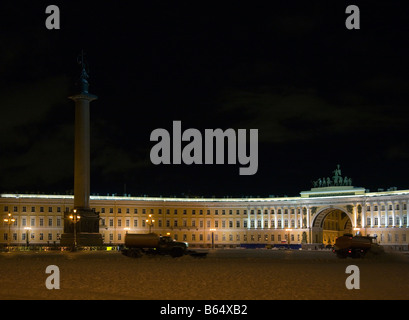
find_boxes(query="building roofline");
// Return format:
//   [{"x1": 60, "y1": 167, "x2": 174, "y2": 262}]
[{"x1": 2, "y1": 189, "x2": 409, "y2": 203}]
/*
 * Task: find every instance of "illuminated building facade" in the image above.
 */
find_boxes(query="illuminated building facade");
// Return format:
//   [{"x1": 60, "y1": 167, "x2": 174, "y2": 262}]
[{"x1": 1, "y1": 184, "x2": 409, "y2": 250}]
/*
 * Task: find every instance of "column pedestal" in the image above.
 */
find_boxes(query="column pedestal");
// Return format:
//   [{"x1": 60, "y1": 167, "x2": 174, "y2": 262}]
[{"x1": 60, "y1": 208, "x2": 103, "y2": 246}]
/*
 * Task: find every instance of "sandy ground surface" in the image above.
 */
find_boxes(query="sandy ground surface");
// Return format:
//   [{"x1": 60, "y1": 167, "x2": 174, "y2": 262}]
[{"x1": 0, "y1": 249, "x2": 408, "y2": 300}]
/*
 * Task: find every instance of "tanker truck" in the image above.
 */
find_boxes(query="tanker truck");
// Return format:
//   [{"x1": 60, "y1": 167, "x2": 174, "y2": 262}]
[
  {"x1": 333, "y1": 233, "x2": 384, "y2": 258},
  {"x1": 121, "y1": 233, "x2": 208, "y2": 258}
]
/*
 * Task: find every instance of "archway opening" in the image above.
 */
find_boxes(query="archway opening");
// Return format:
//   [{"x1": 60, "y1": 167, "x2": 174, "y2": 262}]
[
  {"x1": 322, "y1": 210, "x2": 352, "y2": 246},
  {"x1": 312, "y1": 208, "x2": 352, "y2": 245}
]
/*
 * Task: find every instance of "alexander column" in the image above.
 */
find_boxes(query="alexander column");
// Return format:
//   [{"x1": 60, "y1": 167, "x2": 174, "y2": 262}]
[{"x1": 61, "y1": 52, "x2": 103, "y2": 247}]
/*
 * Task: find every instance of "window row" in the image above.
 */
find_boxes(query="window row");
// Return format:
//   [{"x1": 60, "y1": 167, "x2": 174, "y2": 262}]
[
  {"x1": 2, "y1": 217, "x2": 62, "y2": 227},
  {"x1": 367, "y1": 204, "x2": 408, "y2": 211},
  {"x1": 101, "y1": 218, "x2": 303, "y2": 229},
  {"x1": 102, "y1": 232, "x2": 300, "y2": 243},
  {"x1": 3, "y1": 232, "x2": 60, "y2": 241},
  {"x1": 2, "y1": 206, "x2": 311, "y2": 215},
  {"x1": 99, "y1": 208, "x2": 312, "y2": 215},
  {"x1": 366, "y1": 215, "x2": 408, "y2": 226},
  {"x1": 374, "y1": 232, "x2": 407, "y2": 242},
  {"x1": 3, "y1": 206, "x2": 65, "y2": 213}
]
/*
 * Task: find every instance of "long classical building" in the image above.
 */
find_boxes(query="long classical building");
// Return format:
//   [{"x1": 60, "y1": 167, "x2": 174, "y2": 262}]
[{"x1": 1, "y1": 183, "x2": 409, "y2": 250}]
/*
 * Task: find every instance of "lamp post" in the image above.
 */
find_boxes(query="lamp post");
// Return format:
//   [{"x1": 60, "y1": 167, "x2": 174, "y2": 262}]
[
  {"x1": 210, "y1": 228, "x2": 216, "y2": 249},
  {"x1": 285, "y1": 228, "x2": 292, "y2": 249},
  {"x1": 24, "y1": 227, "x2": 31, "y2": 248},
  {"x1": 146, "y1": 214, "x2": 155, "y2": 233},
  {"x1": 3, "y1": 213, "x2": 15, "y2": 252},
  {"x1": 69, "y1": 209, "x2": 81, "y2": 251},
  {"x1": 353, "y1": 227, "x2": 361, "y2": 236}
]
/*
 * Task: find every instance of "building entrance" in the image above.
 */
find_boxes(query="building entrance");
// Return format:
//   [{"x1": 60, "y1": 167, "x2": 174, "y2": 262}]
[{"x1": 312, "y1": 207, "x2": 353, "y2": 246}]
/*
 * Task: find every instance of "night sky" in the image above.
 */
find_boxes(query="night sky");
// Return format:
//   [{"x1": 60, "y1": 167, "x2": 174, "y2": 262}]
[{"x1": 1, "y1": 1, "x2": 409, "y2": 198}]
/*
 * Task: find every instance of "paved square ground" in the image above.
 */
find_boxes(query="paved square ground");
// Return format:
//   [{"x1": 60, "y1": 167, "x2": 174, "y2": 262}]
[{"x1": 0, "y1": 249, "x2": 408, "y2": 300}]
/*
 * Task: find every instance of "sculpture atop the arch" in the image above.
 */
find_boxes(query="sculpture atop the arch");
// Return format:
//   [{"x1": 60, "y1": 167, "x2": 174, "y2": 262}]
[{"x1": 312, "y1": 165, "x2": 352, "y2": 188}]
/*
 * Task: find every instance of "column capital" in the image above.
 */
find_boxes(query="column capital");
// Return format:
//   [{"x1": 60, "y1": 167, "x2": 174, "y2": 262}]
[{"x1": 69, "y1": 92, "x2": 98, "y2": 102}]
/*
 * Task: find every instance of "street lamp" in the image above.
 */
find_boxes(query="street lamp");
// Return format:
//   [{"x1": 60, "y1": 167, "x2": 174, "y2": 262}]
[
  {"x1": 210, "y1": 228, "x2": 216, "y2": 249},
  {"x1": 146, "y1": 214, "x2": 155, "y2": 233},
  {"x1": 353, "y1": 227, "x2": 361, "y2": 236},
  {"x1": 3, "y1": 213, "x2": 15, "y2": 252},
  {"x1": 24, "y1": 227, "x2": 31, "y2": 248},
  {"x1": 285, "y1": 228, "x2": 293, "y2": 249},
  {"x1": 69, "y1": 209, "x2": 81, "y2": 250}
]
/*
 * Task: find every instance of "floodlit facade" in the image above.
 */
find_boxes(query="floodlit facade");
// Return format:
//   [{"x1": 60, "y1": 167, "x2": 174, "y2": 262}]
[{"x1": 1, "y1": 184, "x2": 409, "y2": 250}]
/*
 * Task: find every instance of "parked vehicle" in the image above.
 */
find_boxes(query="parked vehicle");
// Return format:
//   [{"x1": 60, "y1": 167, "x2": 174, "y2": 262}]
[
  {"x1": 333, "y1": 233, "x2": 383, "y2": 258},
  {"x1": 121, "y1": 233, "x2": 208, "y2": 258}
]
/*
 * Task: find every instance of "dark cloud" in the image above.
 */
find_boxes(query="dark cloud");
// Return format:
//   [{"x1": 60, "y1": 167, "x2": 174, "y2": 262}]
[
  {"x1": 217, "y1": 83, "x2": 407, "y2": 144},
  {"x1": 0, "y1": 76, "x2": 72, "y2": 190}
]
